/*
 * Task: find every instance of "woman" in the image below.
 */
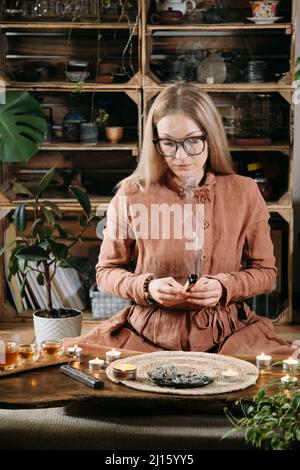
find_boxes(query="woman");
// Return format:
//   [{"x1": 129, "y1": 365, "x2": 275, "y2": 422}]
[{"x1": 65, "y1": 83, "x2": 292, "y2": 355}]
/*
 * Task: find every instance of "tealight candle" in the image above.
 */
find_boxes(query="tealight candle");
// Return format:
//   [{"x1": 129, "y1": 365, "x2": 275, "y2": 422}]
[
  {"x1": 113, "y1": 363, "x2": 137, "y2": 380},
  {"x1": 88, "y1": 357, "x2": 105, "y2": 371},
  {"x1": 221, "y1": 369, "x2": 239, "y2": 382},
  {"x1": 282, "y1": 357, "x2": 299, "y2": 371},
  {"x1": 281, "y1": 375, "x2": 298, "y2": 385},
  {"x1": 67, "y1": 345, "x2": 82, "y2": 359},
  {"x1": 106, "y1": 348, "x2": 121, "y2": 364},
  {"x1": 256, "y1": 352, "x2": 272, "y2": 369}
]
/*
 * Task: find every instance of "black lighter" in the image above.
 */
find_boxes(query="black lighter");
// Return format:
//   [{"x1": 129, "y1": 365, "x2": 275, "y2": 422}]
[
  {"x1": 183, "y1": 274, "x2": 198, "y2": 292},
  {"x1": 60, "y1": 364, "x2": 104, "y2": 389}
]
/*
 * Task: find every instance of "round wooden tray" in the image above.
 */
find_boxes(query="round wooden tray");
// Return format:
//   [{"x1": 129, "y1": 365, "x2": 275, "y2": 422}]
[{"x1": 106, "y1": 351, "x2": 259, "y2": 396}]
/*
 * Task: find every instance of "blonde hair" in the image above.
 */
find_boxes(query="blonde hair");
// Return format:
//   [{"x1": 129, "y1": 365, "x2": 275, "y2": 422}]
[{"x1": 119, "y1": 82, "x2": 234, "y2": 189}]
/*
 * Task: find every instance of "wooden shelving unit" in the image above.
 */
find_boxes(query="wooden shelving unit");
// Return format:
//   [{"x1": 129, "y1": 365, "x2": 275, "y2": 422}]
[
  {"x1": 0, "y1": 22, "x2": 139, "y2": 30},
  {"x1": 0, "y1": 0, "x2": 297, "y2": 323},
  {"x1": 141, "y1": 0, "x2": 296, "y2": 323}
]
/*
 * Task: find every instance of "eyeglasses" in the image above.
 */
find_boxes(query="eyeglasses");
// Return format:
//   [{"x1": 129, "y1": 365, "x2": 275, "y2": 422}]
[{"x1": 153, "y1": 133, "x2": 207, "y2": 158}]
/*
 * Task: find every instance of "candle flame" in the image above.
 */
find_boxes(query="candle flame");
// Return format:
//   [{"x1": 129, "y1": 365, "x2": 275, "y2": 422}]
[{"x1": 224, "y1": 369, "x2": 236, "y2": 374}]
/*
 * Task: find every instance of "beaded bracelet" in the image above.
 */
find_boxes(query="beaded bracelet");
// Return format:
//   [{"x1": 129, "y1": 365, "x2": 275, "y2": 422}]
[{"x1": 143, "y1": 274, "x2": 155, "y2": 304}]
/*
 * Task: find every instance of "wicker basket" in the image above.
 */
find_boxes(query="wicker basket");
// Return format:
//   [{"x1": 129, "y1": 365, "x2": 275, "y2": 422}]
[{"x1": 89, "y1": 284, "x2": 131, "y2": 319}]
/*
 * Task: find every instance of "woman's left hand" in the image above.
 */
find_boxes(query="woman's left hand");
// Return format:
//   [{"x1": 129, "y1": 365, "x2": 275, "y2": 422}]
[{"x1": 186, "y1": 277, "x2": 223, "y2": 307}]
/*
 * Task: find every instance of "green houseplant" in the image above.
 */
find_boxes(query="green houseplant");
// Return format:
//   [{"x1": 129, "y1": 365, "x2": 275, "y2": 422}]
[
  {"x1": 223, "y1": 386, "x2": 300, "y2": 450},
  {"x1": 0, "y1": 166, "x2": 100, "y2": 344},
  {"x1": 0, "y1": 91, "x2": 47, "y2": 163},
  {"x1": 0, "y1": 91, "x2": 100, "y2": 343}
]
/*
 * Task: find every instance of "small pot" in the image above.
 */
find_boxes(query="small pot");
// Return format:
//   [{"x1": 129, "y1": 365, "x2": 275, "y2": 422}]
[
  {"x1": 105, "y1": 126, "x2": 124, "y2": 144},
  {"x1": 62, "y1": 111, "x2": 86, "y2": 143},
  {"x1": 151, "y1": 9, "x2": 184, "y2": 25},
  {"x1": 80, "y1": 123, "x2": 98, "y2": 145}
]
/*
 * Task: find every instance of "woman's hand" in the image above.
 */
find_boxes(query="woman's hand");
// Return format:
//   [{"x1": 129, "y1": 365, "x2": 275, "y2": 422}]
[
  {"x1": 148, "y1": 277, "x2": 190, "y2": 308},
  {"x1": 186, "y1": 277, "x2": 223, "y2": 307}
]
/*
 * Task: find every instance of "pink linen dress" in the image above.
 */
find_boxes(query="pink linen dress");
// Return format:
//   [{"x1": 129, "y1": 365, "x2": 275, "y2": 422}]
[{"x1": 65, "y1": 170, "x2": 293, "y2": 356}]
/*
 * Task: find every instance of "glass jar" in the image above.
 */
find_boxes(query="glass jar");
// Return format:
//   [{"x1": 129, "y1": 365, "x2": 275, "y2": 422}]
[
  {"x1": 222, "y1": 105, "x2": 242, "y2": 138},
  {"x1": 247, "y1": 60, "x2": 266, "y2": 83},
  {"x1": 251, "y1": 94, "x2": 273, "y2": 138}
]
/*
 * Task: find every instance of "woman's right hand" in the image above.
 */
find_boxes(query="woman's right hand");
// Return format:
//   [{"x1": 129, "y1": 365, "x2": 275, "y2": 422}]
[{"x1": 148, "y1": 277, "x2": 190, "y2": 308}]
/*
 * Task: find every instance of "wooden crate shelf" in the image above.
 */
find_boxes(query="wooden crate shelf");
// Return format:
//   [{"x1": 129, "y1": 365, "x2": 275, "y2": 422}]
[
  {"x1": 143, "y1": 81, "x2": 293, "y2": 94},
  {"x1": 0, "y1": 22, "x2": 139, "y2": 31},
  {"x1": 40, "y1": 142, "x2": 139, "y2": 155},
  {"x1": 146, "y1": 23, "x2": 293, "y2": 34},
  {"x1": 229, "y1": 143, "x2": 290, "y2": 153},
  {"x1": 5, "y1": 81, "x2": 142, "y2": 92},
  {"x1": 0, "y1": 0, "x2": 296, "y2": 323}
]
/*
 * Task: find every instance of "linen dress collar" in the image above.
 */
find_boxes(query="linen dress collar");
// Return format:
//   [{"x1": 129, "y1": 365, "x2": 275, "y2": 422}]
[{"x1": 163, "y1": 168, "x2": 216, "y2": 202}]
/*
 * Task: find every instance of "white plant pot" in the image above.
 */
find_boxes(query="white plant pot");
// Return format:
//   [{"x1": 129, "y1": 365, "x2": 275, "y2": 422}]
[{"x1": 33, "y1": 309, "x2": 83, "y2": 346}]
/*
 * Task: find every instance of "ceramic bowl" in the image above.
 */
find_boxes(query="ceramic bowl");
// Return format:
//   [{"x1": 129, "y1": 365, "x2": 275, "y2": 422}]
[
  {"x1": 249, "y1": 1, "x2": 280, "y2": 17},
  {"x1": 105, "y1": 126, "x2": 124, "y2": 144},
  {"x1": 66, "y1": 71, "x2": 90, "y2": 83}
]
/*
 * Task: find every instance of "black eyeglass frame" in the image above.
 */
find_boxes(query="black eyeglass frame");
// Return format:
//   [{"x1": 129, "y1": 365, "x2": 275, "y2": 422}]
[{"x1": 152, "y1": 133, "x2": 208, "y2": 157}]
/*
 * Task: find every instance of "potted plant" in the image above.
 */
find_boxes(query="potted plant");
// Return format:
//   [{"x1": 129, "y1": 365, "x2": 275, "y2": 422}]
[
  {"x1": 223, "y1": 386, "x2": 300, "y2": 449},
  {"x1": 0, "y1": 166, "x2": 100, "y2": 345}
]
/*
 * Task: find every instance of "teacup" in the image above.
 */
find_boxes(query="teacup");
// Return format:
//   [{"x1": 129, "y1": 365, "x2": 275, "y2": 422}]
[
  {"x1": 249, "y1": 1, "x2": 280, "y2": 18},
  {"x1": 40, "y1": 340, "x2": 64, "y2": 359},
  {"x1": 18, "y1": 344, "x2": 39, "y2": 364}
]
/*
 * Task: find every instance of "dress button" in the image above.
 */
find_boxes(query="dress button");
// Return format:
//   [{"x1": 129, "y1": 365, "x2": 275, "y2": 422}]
[
  {"x1": 201, "y1": 253, "x2": 208, "y2": 261},
  {"x1": 202, "y1": 220, "x2": 209, "y2": 229}
]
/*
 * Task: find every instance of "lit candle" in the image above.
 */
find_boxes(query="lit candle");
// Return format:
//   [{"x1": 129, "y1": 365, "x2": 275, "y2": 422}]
[
  {"x1": 67, "y1": 345, "x2": 82, "y2": 359},
  {"x1": 113, "y1": 363, "x2": 137, "y2": 380},
  {"x1": 256, "y1": 352, "x2": 272, "y2": 368},
  {"x1": 281, "y1": 375, "x2": 298, "y2": 385},
  {"x1": 282, "y1": 357, "x2": 299, "y2": 371},
  {"x1": 88, "y1": 357, "x2": 105, "y2": 371},
  {"x1": 106, "y1": 348, "x2": 121, "y2": 364},
  {"x1": 206, "y1": 76, "x2": 214, "y2": 84},
  {"x1": 221, "y1": 369, "x2": 239, "y2": 382}
]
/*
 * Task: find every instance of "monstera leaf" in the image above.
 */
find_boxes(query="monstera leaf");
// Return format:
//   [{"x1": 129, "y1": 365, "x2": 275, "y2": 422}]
[{"x1": 0, "y1": 91, "x2": 47, "y2": 163}]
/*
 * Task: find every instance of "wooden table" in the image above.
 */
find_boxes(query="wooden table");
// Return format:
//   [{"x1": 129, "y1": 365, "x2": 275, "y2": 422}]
[{"x1": 0, "y1": 352, "x2": 294, "y2": 412}]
